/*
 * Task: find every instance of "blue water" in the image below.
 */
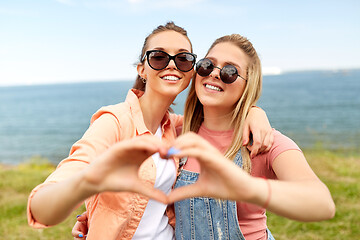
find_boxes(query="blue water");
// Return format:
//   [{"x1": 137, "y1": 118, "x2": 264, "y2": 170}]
[
  {"x1": 258, "y1": 69, "x2": 360, "y2": 150},
  {"x1": 1, "y1": 69, "x2": 359, "y2": 165}
]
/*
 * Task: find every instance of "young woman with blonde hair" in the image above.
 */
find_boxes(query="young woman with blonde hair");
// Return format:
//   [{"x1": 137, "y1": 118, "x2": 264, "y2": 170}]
[{"x1": 169, "y1": 34, "x2": 335, "y2": 240}]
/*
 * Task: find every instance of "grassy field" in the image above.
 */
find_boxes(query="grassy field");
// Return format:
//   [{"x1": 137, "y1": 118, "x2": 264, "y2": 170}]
[
  {"x1": 0, "y1": 157, "x2": 86, "y2": 240},
  {"x1": 267, "y1": 149, "x2": 360, "y2": 240},
  {"x1": 0, "y1": 150, "x2": 359, "y2": 239}
]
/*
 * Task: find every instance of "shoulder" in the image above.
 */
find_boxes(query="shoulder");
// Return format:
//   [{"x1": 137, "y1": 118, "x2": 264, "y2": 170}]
[
  {"x1": 251, "y1": 130, "x2": 301, "y2": 177},
  {"x1": 266, "y1": 130, "x2": 302, "y2": 166},
  {"x1": 271, "y1": 130, "x2": 300, "y2": 154},
  {"x1": 88, "y1": 102, "x2": 135, "y2": 140},
  {"x1": 91, "y1": 102, "x2": 131, "y2": 124}
]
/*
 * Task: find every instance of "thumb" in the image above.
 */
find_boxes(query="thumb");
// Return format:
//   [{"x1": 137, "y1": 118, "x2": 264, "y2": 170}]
[{"x1": 131, "y1": 179, "x2": 168, "y2": 204}]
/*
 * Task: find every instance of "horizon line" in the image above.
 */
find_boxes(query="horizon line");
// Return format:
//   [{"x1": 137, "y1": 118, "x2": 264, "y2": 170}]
[{"x1": 1, "y1": 67, "x2": 359, "y2": 88}]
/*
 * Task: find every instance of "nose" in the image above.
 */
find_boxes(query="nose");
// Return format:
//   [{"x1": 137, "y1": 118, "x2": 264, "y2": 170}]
[
  {"x1": 209, "y1": 66, "x2": 221, "y2": 80},
  {"x1": 166, "y1": 58, "x2": 177, "y2": 70}
]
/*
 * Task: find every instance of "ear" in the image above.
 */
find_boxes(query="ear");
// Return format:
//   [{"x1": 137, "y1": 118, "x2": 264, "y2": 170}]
[{"x1": 137, "y1": 63, "x2": 146, "y2": 80}]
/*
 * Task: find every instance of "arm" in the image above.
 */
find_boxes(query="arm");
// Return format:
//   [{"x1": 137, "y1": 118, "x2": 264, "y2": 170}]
[
  {"x1": 243, "y1": 106, "x2": 274, "y2": 157},
  {"x1": 30, "y1": 135, "x2": 168, "y2": 226},
  {"x1": 261, "y1": 150, "x2": 335, "y2": 221},
  {"x1": 166, "y1": 132, "x2": 335, "y2": 222}
]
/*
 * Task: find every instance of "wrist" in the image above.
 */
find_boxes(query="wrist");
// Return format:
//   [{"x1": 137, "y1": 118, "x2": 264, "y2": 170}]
[
  {"x1": 76, "y1": 169, "x2": 101, "y2": 199},
  {"x1": 244, "y1": 176, "x2": 271, "y2": 208}
]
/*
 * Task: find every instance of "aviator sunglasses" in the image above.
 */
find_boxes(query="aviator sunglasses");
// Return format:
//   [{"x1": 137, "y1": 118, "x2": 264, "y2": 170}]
[
  {"x1": 142, "y1": 50, "x2": 197, "y2": 72},
  {"x1": 196, "y1": 58, "x2": 247, "y2": 84}
]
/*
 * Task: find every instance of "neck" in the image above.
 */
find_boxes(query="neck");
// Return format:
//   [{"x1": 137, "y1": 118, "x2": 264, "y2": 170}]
[
  {"x1": 139, "y1": 90, "x2": 176, "y2": 134},
  {"x1": 202, "y1": 106, "x2": 234, "y2": 131}
]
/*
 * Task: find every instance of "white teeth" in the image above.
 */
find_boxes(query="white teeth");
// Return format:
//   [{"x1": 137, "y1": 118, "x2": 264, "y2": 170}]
[
  {"x1": 205, "y1": 84, "x2": 222, "y2": 91},
  {"x1": 162, "y1": 76, "x2": 180, "y2": 81}
]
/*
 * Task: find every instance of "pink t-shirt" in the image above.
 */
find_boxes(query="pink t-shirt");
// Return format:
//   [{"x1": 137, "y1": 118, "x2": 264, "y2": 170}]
[{"x1": 183, "y1": 124, "x2": 301, "y2": 240}]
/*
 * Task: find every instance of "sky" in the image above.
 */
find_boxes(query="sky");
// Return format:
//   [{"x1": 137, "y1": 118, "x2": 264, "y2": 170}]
[{"x1": 0, "y1": 0, "x2": 359, "y2": 86}]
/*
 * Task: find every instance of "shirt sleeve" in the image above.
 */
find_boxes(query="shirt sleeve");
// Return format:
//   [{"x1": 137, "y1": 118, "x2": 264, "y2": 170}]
[
  {"x1": 266, "y1": 130, "x2": 302, "y2": 169},
  {"x1": 27, "y1": 112, "x2": 122, "y2": 228},
  {"x1": 251, "y1": 130, "x2": 302, "y2": 179}
]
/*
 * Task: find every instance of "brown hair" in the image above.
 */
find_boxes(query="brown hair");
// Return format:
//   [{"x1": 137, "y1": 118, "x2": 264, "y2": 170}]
[
  {"x1": 182, "y1": 34, "x2": 262, "y2": 173},
  {"x1": 132, "y1": 22, "x2": 193, "y2": 91}
]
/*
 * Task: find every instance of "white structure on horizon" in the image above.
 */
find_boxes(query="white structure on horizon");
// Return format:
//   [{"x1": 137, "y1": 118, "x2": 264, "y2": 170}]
[{"x1": 263, "y1": 67, "x2": 282, "y2": 75}]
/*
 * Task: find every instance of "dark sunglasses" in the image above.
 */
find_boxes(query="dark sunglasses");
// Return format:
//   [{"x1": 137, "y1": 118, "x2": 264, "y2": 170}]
[
  {"x1": 142, "y1": 50, "x2": 197, "y2": 72},
  {"x1": 196, "y1": 58, "x2": 247, "y2": 84}
]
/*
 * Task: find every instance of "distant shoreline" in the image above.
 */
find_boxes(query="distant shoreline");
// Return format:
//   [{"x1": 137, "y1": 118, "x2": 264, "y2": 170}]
[
  {"x1": 1, "y1": 147, "x2": 359, "y2": 167},
  {"x1": 1, "y1": 68, "x2": 359, "y2": 88}
]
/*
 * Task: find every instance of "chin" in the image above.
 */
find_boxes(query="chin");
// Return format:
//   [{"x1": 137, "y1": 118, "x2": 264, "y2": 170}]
[{"x1": 198, "y1": 98, "x2": 220, "y2": 108}]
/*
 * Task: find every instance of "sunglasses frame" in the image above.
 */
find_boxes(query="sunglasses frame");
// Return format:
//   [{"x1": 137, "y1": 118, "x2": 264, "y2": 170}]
[
  {"x1": 196, "y1": 58, "x2": 247, "y2": 84},
  {"x1": 142, "y1": 50, "x2": 197, "y2": 72}
]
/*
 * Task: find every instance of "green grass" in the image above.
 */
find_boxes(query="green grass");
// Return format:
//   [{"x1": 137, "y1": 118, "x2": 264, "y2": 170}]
[
  {"x1": 1, "y1": 150, "x2": 359, "y2": 239},
  {"x1": 0, "y1": 156, "x2": 85, "y2": 240},
  {"x1": 267, "y1": 149, "x2": 360, "y2": 240}
]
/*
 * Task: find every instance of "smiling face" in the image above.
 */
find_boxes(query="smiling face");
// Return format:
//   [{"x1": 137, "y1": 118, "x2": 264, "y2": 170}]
[
  {"x1": 195, "y1": 42, "x2": 249, "y2": 114},
  {"x1": 137, "y1": 30, "x2": 194, "y2": 99},
  {"x1": 182, "y1": 34, "x2": 261, "y2": 171}
]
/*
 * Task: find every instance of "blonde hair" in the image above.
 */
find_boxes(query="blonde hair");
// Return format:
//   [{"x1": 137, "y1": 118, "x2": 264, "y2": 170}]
[
  {"x1": 182, "y1": 34, "x2": 262, "y2": 173},
  {"x1": 133, "y1": 22, "x2": 193, "y2": 91}
]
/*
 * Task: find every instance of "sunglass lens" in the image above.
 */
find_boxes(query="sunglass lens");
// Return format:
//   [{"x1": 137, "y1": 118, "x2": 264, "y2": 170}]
[
  {"x1": 175, "y1": 53, "x2": 195, "y2": 72},
  {"x1": 196, "y1": 59, "x2": 213, "y2": 76},
  {"x1": 220, "y1": 65, "x2": 238, "y2": 83},
  {"x1": 148, "y1": 51, "x2": 169, "y2": 70}
]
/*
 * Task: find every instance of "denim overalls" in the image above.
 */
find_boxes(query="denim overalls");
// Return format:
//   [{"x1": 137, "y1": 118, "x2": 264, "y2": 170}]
[{"x1": 174, "y1": 151, "x2": 275, "y2": 240}]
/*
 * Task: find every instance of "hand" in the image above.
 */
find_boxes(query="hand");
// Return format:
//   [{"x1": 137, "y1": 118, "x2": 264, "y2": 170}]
[
  {"x1": 163, "y1": 132, "x2": 254, "y2": 203},
  {"x1": 242, "y1": 107, "x2": 274, "y2": 157},
  {"x1": 82, "y1": 134, "x2": 169, "y2": 203},
  {"x1": 72, "y1": 212, "x2": 88, "y2": 239}
]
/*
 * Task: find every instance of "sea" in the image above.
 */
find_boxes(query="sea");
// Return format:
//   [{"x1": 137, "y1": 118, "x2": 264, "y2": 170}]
[{"x1": 1, "y1": 69, "x2": 359, "y2": 165}]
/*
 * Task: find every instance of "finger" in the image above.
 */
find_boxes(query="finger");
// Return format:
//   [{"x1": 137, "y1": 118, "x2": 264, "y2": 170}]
[
  {"x1": 256, "y1": 138, "x2": 267, "y2": 155},
  {"x1": 174, "y1": 134, "x2": 217, "y2": 155},
  {"x1": 141, "y1": 134, "x2": 168, "y2": 149},
  {"x1": 242, "y1": 125, "x2": 250, "y2": 146},
  {"x1": 249, "y1": 131, "x2": 262, "y2": 158},
  {"x1": 73, "y1": 212, "x2": 88, "y2": 238},
  {"x1": 250, "y1": 148, "x2": 257, "y2": 158},
  {"x1": 72, "y1": 222, "x2": 86, "y2": 239},
  {"x1": 265, "y1": 130, "x2": 275, "y2": 152},
  {"x1": 73, "y1": 234, "x2": 85, "y2": 240},
  {"x1": 259, "y1": 132, "x2": 272, "y2": 154},
  {"x1": 158, "y1": 146, "x2": 171, "y2": 158},
  {"x1": 163, "y1": 147, "x2": 181, "y2": 158},
  {"x1": 112, "y1": 138, "x2": 162, "y2": 164},
  {"x1": 128, "y1": 139, "x2": 161, "y2": 155},
  {"x1": 171, "y1": 149, "x2": 215, "y2": 164},
  {"x1": 259, "y1": 128, "x2": 275, "y2": 154},
  {"x1": 71, "y1": 222, "x2": 81, "y2": 237},
  {"x1": 76, "y1": 212, "x2": 88, "y2": 222},
  {"x1": 131, "y1": 180, "x2": 168, "y2": 204},
  {"x1": 121, "y1": 135, "x2": 164, "y2": 153},
  {"x1": 173, "y1": 132, "x2": 203, "y2": 148},
  {"x1": 167, "y1": 184, "x2": 204, "y2": 203}
]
